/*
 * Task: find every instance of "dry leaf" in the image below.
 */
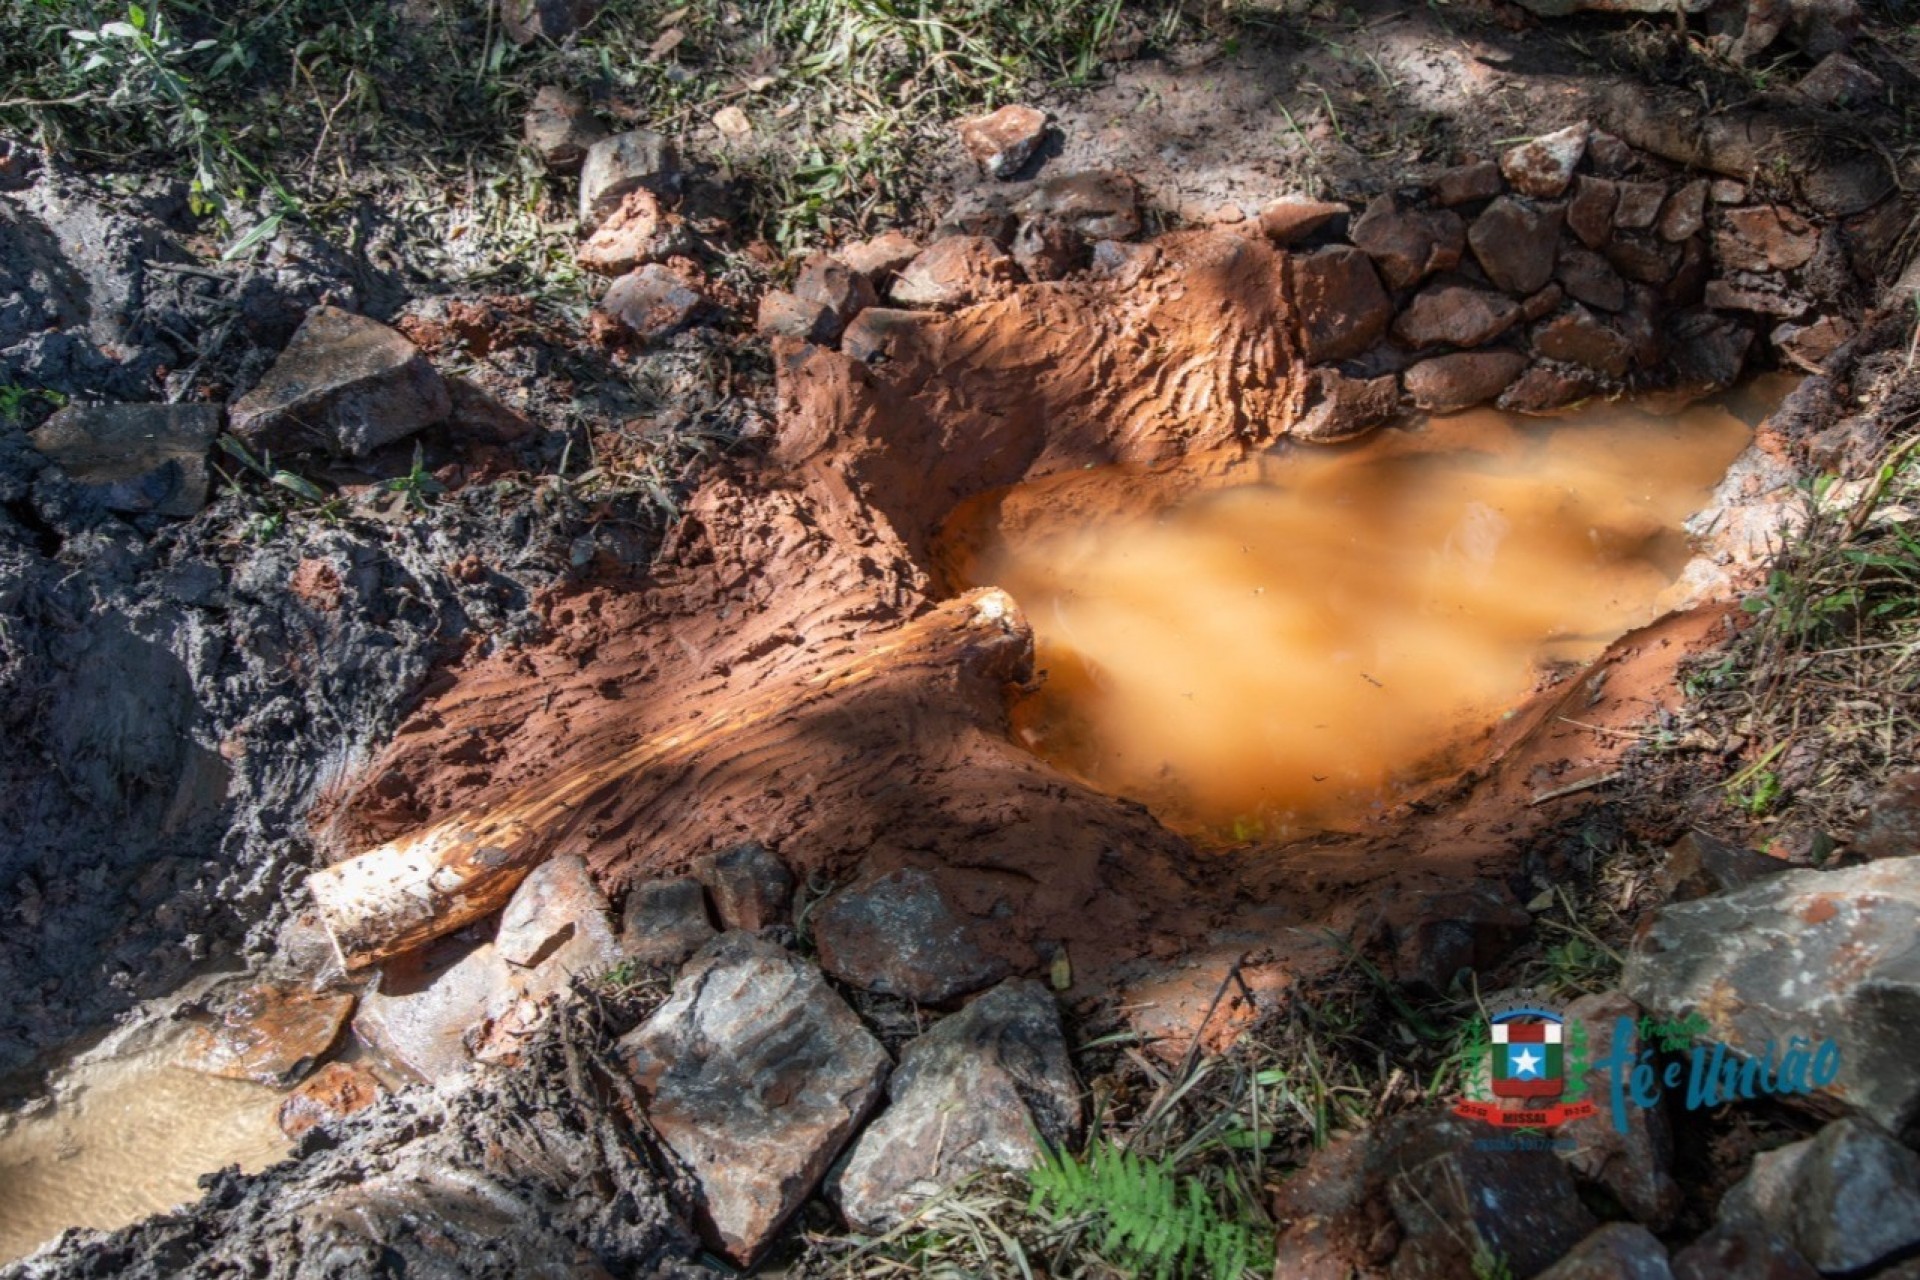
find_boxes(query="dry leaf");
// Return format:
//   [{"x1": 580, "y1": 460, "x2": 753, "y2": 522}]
[{"x1": 648, "y1": 27, "x2": 684, "y2": 60}]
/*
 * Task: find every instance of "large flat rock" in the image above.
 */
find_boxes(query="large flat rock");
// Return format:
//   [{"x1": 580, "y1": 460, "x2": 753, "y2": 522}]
[
  {"x1": 1623, "y1": 857, "x2": 1920, "y2": 1132},
  {"x1": 618, "y1": 933, "x2": 888, "y2": 1264},
  {"x1": 30, "y1": 403, "x2": 221, "y2": 517},
  {"x1": 834, "y1": 978, "x2": 1082, "y2": 1230},
  {"x1": 229, "y1": 306, "x2": 449, "y2": 458}
]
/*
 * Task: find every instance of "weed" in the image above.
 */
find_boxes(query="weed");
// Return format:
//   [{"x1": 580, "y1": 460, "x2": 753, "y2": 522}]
[
  {"x1": 212, "y1": 432, "x2": 341, "y2": 523},
  {"x1": 0, "y1": 384, "x2": 65, "y2": 424},
  {"x1": 381, "y1": 442, "x2": 447, "y2": 514},
  {"x1": 1027, "y1": 1136, "x2": 1269, "y2": 1280},
  {"x1": 1681, "y1": 399, "x2": 1920, "y2": 837}
]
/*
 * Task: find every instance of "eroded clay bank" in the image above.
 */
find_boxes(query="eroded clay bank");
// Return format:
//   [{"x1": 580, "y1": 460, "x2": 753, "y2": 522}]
[{"x1": 5, "y1": 55, "x2": 1916, "y2": 1275}]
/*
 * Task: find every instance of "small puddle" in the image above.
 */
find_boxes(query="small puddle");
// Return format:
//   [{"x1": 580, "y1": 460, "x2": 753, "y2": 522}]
[
  {"x1": 0, "y1": 1038, "x2": 290, "y2": 1264},
  {"x1": 942, "y1": 385, "x2": 1788, "y2": 842}
]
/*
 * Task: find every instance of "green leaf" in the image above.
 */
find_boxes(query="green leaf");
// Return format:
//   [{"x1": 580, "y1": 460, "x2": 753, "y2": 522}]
[{"x1": 270, "y1": 470, "x2": 327, "y2": 502}]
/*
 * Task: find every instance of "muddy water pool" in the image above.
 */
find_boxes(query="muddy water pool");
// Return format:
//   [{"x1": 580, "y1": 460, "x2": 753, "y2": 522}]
[
  {"x1": 943, "y1": 386, "x2": 1788, "y2": 841},
  {"x1": 0, "y1": 1036, "x2": 290, "y2": 1264}
]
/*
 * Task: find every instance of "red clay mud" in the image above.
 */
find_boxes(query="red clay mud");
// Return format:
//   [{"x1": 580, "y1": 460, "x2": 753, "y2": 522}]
[{"x1": 315, "y1": 227, "x2": 1747, "y2": 1032}]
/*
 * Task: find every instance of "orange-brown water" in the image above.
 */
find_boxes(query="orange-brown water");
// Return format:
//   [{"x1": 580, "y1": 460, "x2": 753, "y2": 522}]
[
  {"x1": 943, "y1": 394, "x2": 1769, "y2": 841},
  {"x1": 0, "y1": 1039, "x2": 290, "y2": 1264}
]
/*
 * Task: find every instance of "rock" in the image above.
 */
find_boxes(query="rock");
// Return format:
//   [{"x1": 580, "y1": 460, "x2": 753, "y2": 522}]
[
  {"x1": 711, "y1": 105, "x2": 750, "y2": 139},
  {"x1": 1533, "y1": 305, "x2": 1635, "y2": 378},
  {"x1": 176, "y1": 984, "x2": 354, "y2": 1086},
  {"x1": 1670, "y1": 1226, "x2": 1819, "y2": 1280},
  {"x1": 1432, "y1": 160, "x2": 1506, "y2": 207},
  {"x1": 1624, "y1": 857, "x2": 1920, "y2": 1131},
  {"x1": 598, "y1": 263, "x2": 713, "y2": 342},
  {"x1": 834, "y1": 979, "x2": 1081, "y2": 1230},
  {"x1": 795, "y1": 253, "x2": 878, "y2": 328},
  {"x1": 28, "y1": 403, "x2": 221, "y2": 518},
  {"x1": 1665, "y1": 235, "x2": 1711, "y2": 306},
  {"x1": 1799, "y1": 153, "x2": 1892, "y2": 219},
  {"x1": 1500, "y1": 363, "x2": 1603, "y2": 415},
  {"x1": 230, "y1": 307, "x2": 450, "y2": 458},
  {"x1": 575, "y1": 189, "x2": 698, "y2": 276},
  {"x1": 814, "y1": 867, "x2": 1008, "y2": 1004},
  {"x1": 957, "y1": 104, "x2": 1048, "y2": 179},
  {"x1": 1665, "y1": 830, "x2": 1789, "y2": 901},
  {"x1": 840, "y1": 231, "x2": 922, "y2": 282},
  {"x1": 276, "y1": 1061, "x2": 383, "y2": 1139},
  {"x1": 1470, "y1": 196, "x2": 1565, "y2": 294},
  {"x1": 1289, "y1": 246, "x2": 1393, "y2": 363},
  {"x1": 1658, "y1": 180, "x2": 1711, "y2": 242},
  {"x1": 1557, "y1": 992, "x2": 1683, "y2": 1228},
  {"x1": 0, "y1": 135, "x2": 39, "y2": 191},
  {"x1": 1667, "y1": 308, "x2": 1755, "y2": 391},
  {"x1": 1713, "y1": 180, "x2": 1747, "y2": 204},
  {"x1": 1718, "y1": 1118, "x2": 1920, "y2": 1273},
  {"x1": 1557, "y1": 247, "x2": 1629, "y2": 312},
  {"x1": 1258, "y1": 196, "x2": 1347, "y2": 245},
  {"x1": 1568, "y1": 178, "x2": 1618, "y2": 249},
  {"x1": 1403, "y1": 351, "x2": 1529, "y2": 412},
  {"x1": 891, "y1": 236, "x2": 1019, "y2": 310},
  {"x1": 500, "y1": 0, "x2": 603, "y2": 44},
  {"x1": 1733, "y1": 0, "x2": 1862, "y2": 63},
  {"x1": 1704, "y1": 276, "x2": 1809, "y2": 318},
  {"x1": 1383, "y1": 882, "x2": 1532, "y2": 992},
  {"x1": 1502, "y1": 124, "x2": 1589, "y2": 200},
  {"x1": 1852, "y1": 770, "x2": 1920, "y2": 860},
  {"x1": 1522, "y1": 283, "x2": 1567, "y2": 322},
  {"x1": 1605, "y1": 235, "x2": 1681, "y2": 285},
  {"x1": 1613, "y1": 182, "x2": 1667, "y2": 231},
  {"x1": 1350, "y1": 194, "x2": 1466, "y2": 290},
  {"x1": 354, "y1": 936, "x2": 510, "y2": 1081},
  {"x1": 620, "y1": 876, "x2": 715, "y2": 967},
  {"x1": 757, "y1": 290, "x2": 839, "y2": 345},
  {"x1": 1538, "y1": 1224, "x2": 1674, "y2": 1280},
  {"x1": 1795, "y1": 52, "x2": 1884, "y2": 107},
  {"x1": 698, "y1": 842, "x2": 794, "y2": 932},
  {"x1": 447, "y1": 377, "x2": 535, "y2": 444},
  {"x1": 1294, "y1": 368, "x2": 1400, "y2": 442},
  {"x1": 495, "y1": 854, "x2": 620, "y2": 972},
  {"x1": 1715, "y1": 206, "x2": 1820, "y2": 273},
  {"x1": 1383, "y1": 1110, "x2": 1597, "y2": 1277},
  {"x1": 1015, "y1": 170, "x2": 1140, "y2": 241},
  {"x1": 1012, "y1": 216, "x2": 1086, "y2": 281},
  {"x1": 1769, "y1": 315, "x2": 1855, "y2": 371},
  {"x1": 476, "y1": 896, "x2": 622, "y2": 1065},
  {"x1": 578, "y1": 130, "x2": 676, "y2": 231},
  {"x1": 1587, "y1": 130, "x2": 1636, "y2": 176},
  {"x1": 1089, "y1": 239, "x2": 1161, "y2": 287},
  {"x1": 840, "y1": 307, "x2": 929, "y2": 364},
  {"x1": 522, "y1": 85, "x2": 606, "y2": 173},
  {"x1": 1269, "y1": 1132, "x2": 1396, "y2": 1278},
  {"x1": 618, "y1": 933, "x2": 889, "y2": 1263},
  {"x1": 1393, "y1": 286, "x2": 1523, "y2": 350},
  {"x1": 936, "y1": 190, "x2": 1017, "y2": 244}
]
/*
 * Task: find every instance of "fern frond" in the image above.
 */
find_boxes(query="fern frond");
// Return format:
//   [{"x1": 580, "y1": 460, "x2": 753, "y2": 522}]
[{"x1": 1026, "y1": 1137, "x2": 1271, "y2": 1279}]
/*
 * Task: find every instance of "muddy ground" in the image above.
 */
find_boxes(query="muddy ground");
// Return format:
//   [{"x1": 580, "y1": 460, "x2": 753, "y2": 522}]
[{"x1": 2, "y1": 0, "x2": 1919, "y2": 1274}]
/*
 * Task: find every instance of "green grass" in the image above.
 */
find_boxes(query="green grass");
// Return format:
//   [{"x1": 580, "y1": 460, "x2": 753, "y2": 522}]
[
  {"x1": 0, "y1": 0, "x2": 1196, "y2": 268},
  {"x1": 1680, "y1": 427, "x2": 1920, "y2": 837}
]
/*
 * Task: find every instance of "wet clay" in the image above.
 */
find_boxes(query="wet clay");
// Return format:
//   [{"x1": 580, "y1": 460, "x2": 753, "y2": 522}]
[
  {"x1": 312, "y1": 229, "x2": 1775, "y2": 1015},
  {"x1": 938, "y1": 399, "x2": 1756, "y2": 840}
]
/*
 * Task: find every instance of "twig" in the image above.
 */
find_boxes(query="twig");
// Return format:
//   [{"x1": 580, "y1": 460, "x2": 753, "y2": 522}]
[{"x1": 1529, "y1": 771, "x2": 1622, "y2": 806}]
